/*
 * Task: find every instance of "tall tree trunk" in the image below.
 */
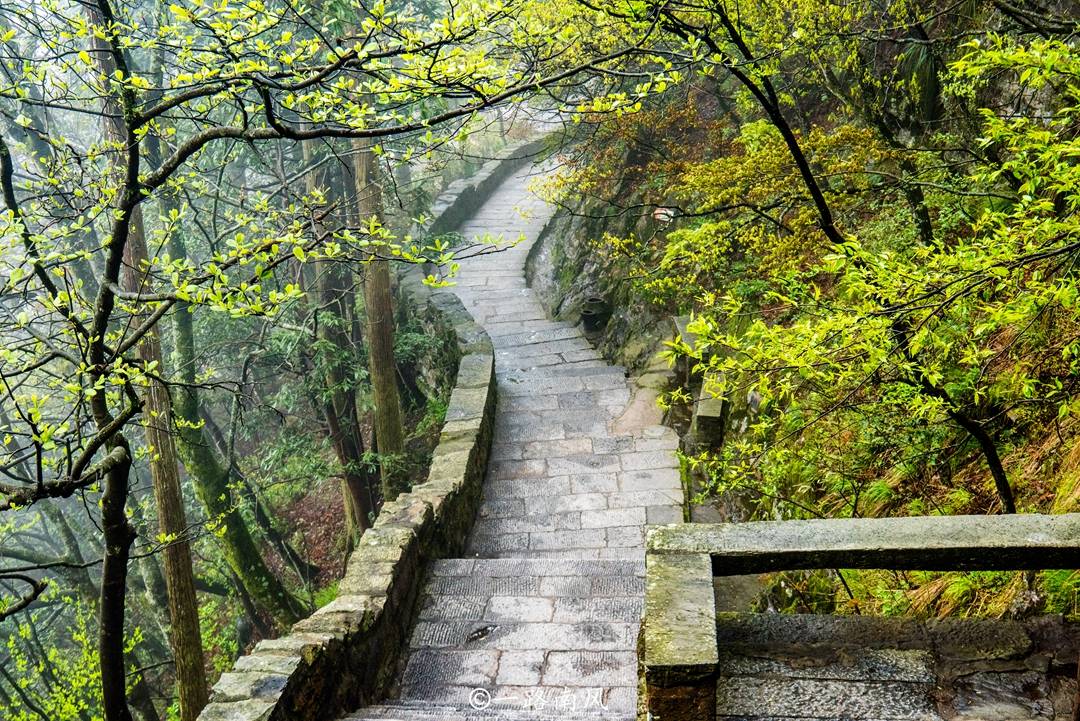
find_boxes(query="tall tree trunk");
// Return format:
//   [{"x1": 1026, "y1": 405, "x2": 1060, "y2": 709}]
[
  {"x1": 122, "y1": 195, "x2": 208, "y2": 721},
  {"x1": 354, "y1": 145, "x2": 407, "y2": 502},
  {"x1": 302, "y1": 140, "x2": 378, "y2": 544},
  {"x1": 90, "y1": 21, "x2": 208, "y2": 716},
  {"x1": 170, "y1": 296, "x2": 307, "y2": 626},
  {"x1": 139, "y1": 129, "x2": 304, "y2": 628},
  {"x1": 86, "y1": 2, "x2": 207, "y2": 716},
  {"x1": 36, "y1": 502, "x2": 161, "y2": 721}
]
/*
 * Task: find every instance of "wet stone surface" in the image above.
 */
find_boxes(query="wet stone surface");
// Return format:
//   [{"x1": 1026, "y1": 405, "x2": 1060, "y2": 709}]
[
  {"x1": 712, "y1": 613, "x2": 1080, "y2": 721},
  {"x1": 346, "y1": 165, "x2": 682, "y2": 721}
]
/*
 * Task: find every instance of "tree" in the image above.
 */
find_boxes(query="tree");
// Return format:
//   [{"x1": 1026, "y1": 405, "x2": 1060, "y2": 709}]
[
  {"x1": 85, "y1": 6, "x2": 209, "y2": 713},
  {"x1": 356, "y1": 144, "x2": 407, "y2": 503},
  {"x1": 0, "y1": 0, "x2": 662, "y2": 717}
]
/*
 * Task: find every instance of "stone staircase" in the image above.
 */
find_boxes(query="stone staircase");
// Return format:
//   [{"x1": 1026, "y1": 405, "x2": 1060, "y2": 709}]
[
  {"x1": 344, "y1": 164, "x2": 682, "y2": 720},
  {"x1": 343, "y1": 559, "x2": 643, "y2": 721}
]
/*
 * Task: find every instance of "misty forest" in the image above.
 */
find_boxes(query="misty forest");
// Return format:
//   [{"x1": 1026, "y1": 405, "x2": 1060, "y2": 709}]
[{"x1": 2, "y1": 1, "x2": 1080, "y2": 720}]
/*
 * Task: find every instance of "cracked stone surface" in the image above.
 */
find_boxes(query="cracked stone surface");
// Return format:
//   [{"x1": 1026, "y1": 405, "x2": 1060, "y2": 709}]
[
  {"x1": 711, "y1": 613, "x2": 1080, "y2": 721},
  {"x1": 346, "y1": 165, "x2": 682, "y2": 721}
]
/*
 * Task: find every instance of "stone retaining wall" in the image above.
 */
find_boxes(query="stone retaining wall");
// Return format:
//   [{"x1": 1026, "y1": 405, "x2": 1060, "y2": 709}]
[{"x1": 194, "y1": 143, "x2": 542, "y2": 721}]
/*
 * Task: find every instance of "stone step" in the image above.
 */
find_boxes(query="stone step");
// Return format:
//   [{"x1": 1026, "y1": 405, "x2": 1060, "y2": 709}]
[
  {"x1": 490, "y1": 327, "x2": 581, "y2": 345},
  {"x1": 347, "y1": 701, "x2": 632, "y2": 721},
  {"x1": 716, "y1": 673, "x2": 941, "y2": 720},
  {"x1": 497, "y1": 357, "x2": 609, "y2": 371},
  {"x1": 394, "y1": 682, "x2": 637, "y2": 714},
  {"x1": 466, "y1": 526, "x2": 645, "y2": 557},
  {"x1": 486, "y1": 320, "x2": 577, "y2": 338},
  {"x1": 470, "y1": 506, "x2": 649, "y2": 533},
  {"x1": 498, "y1": 364, "x2": 625, "y2": 378},
  {"x1": 427, "y1": 557, "x2": 644, "y2": 579}
]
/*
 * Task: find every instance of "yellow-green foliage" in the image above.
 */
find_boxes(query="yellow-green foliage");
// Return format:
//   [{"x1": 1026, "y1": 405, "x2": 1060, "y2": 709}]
[{"x1": 0, "y1": 597, "x2": 145, "y2": 721}]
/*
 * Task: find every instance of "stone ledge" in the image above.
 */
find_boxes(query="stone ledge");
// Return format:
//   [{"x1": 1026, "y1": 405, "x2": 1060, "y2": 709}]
[
  {"x1": 647, "y1": 514, "x2": 1080, "y2": 574},
  {"x1": 645, "y1": 551, "x2": 717, "y2": 681},
  {"x1": 195, "y1": 145, "x2": 524, "y2": 721}
]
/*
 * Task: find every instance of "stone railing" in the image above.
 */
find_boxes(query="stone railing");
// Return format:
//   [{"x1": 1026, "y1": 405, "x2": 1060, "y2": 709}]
[
  {"x1": 196, "y1": 141, "x2": 546, "y2": 721},
  {"x1": 426, "y1": 136, "x2": 548, "y2": 236},
  {"x1": 642, "y1": 513, "x2": 1080, "y2": 721}
]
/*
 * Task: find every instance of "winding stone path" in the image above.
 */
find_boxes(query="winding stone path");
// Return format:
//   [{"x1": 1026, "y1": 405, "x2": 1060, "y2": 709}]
[{"x1": 346, "y1": 165, "x2": 682, "y2": 720}]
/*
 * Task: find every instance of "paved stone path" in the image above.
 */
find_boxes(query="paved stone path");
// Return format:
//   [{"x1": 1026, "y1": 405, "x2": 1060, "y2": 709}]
[{"x1": 346, "y1": 165, "x2": 682, "y2": 721}]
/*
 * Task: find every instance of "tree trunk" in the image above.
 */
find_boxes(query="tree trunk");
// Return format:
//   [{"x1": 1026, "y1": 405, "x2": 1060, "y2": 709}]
[
  {"x1": 99, "y1": 437, "x2": 135, "y2": 721},
  {"x1": 122, "y1": 194, "x2": 208, "y2": 721},
  {"x1": 944, "y1": 408, "x2": 1017, "y2": 514},
  {"x1": 202, "y1": 408, "x2": 320, "y2": 580},
  {"x1": 355, "y1": 145, "x2": 407, "y2": 502},
  {"x1": 302, "y1": 140, "x2": 378, "y2": 543},
  {"x1": 87, "y1": 3, "x2": 207, "y2": 716},
  {"x1": 137, "y1": 129, "x2": 304, "y2": 628},
  {"x1": 893, "y1": 319, "x2": 1017, "y2": 513},
  {"x1": 170, "y1": 300, "x2": 306, "y2": 626}
]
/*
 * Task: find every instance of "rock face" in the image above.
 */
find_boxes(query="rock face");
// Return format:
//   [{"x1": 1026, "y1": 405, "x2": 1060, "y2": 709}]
[
  {"x1": 345, "y1": 165, "x2": 684, "y2": 721},
  {"x1": 524, "y1": 171, "x2": 668, "y2": 373}
]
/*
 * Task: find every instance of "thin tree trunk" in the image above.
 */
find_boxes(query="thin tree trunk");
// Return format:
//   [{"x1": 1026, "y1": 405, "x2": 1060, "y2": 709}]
[
  {"x1": 893, "y1": 319, "x2": 1017, "y2": 513},
  {"x1": 944, "y1": 408, "x2": 1017, "y2": 513},
  {"x1": 90, "y1": 34, "x2": 208, "y2": 720},
  {"x1": 897, "y1": 156, "x2": 935, "y2": 246},
  {"x1": 127, "y1": 497, "x2": 172, "y2": 640},
  {"x1": 121, "y1": 201, "x2": 208, "y2": 721},
  {"x1": 201, "y1": 403, "x2": 320, "y2": 581},
  {"x1": 302, "y1": 140, "x2": 378, "y2": 543},
  {"x1": 665, "y1": 10, "x2": 846, "y2": 247},
  {"x1": 99, "y1": 437, "x2": 135, "y2": 721},
  {"x1": 170, "y1": 302, "x2": 306, "y2": 626},
  {"x1": 355, "y1": 144, "x2": 407, "y2": 502}
]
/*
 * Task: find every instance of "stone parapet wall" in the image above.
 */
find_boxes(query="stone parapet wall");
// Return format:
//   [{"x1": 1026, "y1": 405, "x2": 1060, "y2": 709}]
[
  {"x1": 426, "y1": 137, "x2": 548, "y2": 237},
  {"x1": 194, "y1": 143, "x2": 540, "y2": 721}
]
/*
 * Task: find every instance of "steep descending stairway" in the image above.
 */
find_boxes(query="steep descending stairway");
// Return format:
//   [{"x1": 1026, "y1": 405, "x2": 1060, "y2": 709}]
[{"x1": 345, "y1": 164, "x2": 683, "y2": 721}]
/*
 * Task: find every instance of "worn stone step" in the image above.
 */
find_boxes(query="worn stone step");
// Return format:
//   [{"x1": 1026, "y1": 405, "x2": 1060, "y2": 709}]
[
  {"x1": 498, "y1": 364, "x2": 625, "y2": 378},
  {"x1": 469, "y1": 506, "x2": 649, "y2": 534},
  {"x1": 497, "y1": 357, "x2": 611, "y2": 372},
  {"x1": 490, "y1": 326, "x2": 581, "y2": 345},
  {"x1": 416, "y1": 592, "x2": 644, "y2": 624},
  {"x1": 391, "y1": 682, "x2": 637, "y2": 714},
  {"x1": 466, "y1": 526, "x2": 646, "y2": 557},
  {"x1": 713, "y1": 646, "x2": 945, "y2": 720},
  {"x1": 486, "y1": 320, "x2": 576, "y2": 338},
  {"x1": 347, "y1": 702, "x2": 632, "y2": 721},
  {"x1": 427, "y1": 557, "x2": 644, "y2": 579}
]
